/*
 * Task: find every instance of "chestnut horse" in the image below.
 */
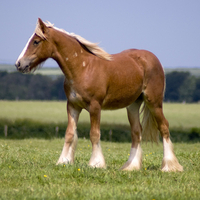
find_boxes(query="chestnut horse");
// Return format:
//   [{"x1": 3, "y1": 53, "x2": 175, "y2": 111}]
[{"x1": 15, "y1": 18, "x2": 183, "y2": 172}]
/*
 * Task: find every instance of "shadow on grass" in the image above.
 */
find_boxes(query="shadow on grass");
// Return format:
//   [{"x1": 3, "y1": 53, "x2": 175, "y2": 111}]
[
  {"x1": 146, "y1": 165, "x2": 160, "y2": 171},
  {"x1": 0, "y1": 118, "x2": 200, "y2": 143}
]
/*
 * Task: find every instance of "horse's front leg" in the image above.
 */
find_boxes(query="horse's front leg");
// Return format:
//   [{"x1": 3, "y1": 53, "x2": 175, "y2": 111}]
[
  {"x1": 89, "y1": 101, "x2": 106, "y2": 168},
  {"x1": 57, "y1": 102, "x2": 81, "y2": 165}
]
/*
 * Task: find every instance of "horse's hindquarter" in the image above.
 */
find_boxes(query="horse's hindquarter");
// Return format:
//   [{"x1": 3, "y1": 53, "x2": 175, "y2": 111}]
[{"x1": 102, "y1": 50, "x2": 144, "y2": 110}]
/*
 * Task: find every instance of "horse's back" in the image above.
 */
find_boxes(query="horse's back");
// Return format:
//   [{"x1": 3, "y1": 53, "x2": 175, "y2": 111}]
[
  {"x1": 110, "y1": 48, "x2": 165, "y2": 89},
  {"x1": 102, "y1": 49, "x2": 165, "y2": 109},
  {"x1": 101, "y1": 49, "x2": 145, "y2": 109},
  {"x1": 113, "y1": 49, "x2": 163, "y2": 68},
  {"x1": 114, "y1": 49, "x2": 165, "y2": 88}
]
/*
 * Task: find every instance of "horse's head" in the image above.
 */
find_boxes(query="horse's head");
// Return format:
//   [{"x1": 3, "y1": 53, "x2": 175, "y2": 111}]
[{"x1": 15, "y1": 18, "x2": 53, "y2": 73}]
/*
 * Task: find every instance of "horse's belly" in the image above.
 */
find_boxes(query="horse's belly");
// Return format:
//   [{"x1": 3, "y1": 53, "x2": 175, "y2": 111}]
[
  {"x1": 101, "y1": 59, "x2": 144, "y2": 109},
  {"x1": 102, "y1": 86, "x2": 142, "y2": 110}
]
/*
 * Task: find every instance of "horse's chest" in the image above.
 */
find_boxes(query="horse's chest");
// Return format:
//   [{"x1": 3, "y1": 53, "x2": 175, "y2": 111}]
[
  {"x1": 64, "y1": 80, "x2": 83, "y2": 104},
  {"x1": 68, "y1": 90, "x2": 82, "y2": 102},
  {"x1": 68, "y1": 89, "x2": 87, "y2": 108}
]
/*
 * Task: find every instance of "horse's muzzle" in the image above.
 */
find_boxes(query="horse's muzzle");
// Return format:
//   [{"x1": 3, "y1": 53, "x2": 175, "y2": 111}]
[
  {"x1": 15, "y1": 61, "x2": 30, "y2": 73},
  {"x1": 15, "y1": 61, "x2": 20, "y2": 69},
  {"x1": 15, "y1": 59, "x2": 31, "y2": 73}
]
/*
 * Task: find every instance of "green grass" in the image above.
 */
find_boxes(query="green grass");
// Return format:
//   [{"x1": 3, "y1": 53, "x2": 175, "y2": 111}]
[
  {"x1": 0, "y1": 138, "x2": 200, "y2": 199},
  {"x1": 163, "y1": 103, "x2": 200, "y2": 128},
  {"x1": 0, "y1": 101, "x2": 200, "y2": 128},
  {"x1": 0, "y1": 101, "x2": 200, "y2": 199}
]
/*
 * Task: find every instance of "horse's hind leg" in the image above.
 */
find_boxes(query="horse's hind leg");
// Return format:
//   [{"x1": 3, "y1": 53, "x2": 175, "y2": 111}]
[
  {"x1": 57, "y1": 102, "x2": 81, "y2": 165},
  {"x1": 121, "y1": 99, "x2": 143, "y2": 171},
  {"x1": 151, "y1": 105, "x2": 183, "y2": 172},
  {"x1": 143, "y1": 87, "x2": 183, "y2": 172}
]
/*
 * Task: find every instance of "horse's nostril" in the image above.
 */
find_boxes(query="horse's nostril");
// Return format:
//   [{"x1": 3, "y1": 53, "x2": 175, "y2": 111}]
[{"x1": 15, "y1": 61, "x2": 20, "y2": 69}]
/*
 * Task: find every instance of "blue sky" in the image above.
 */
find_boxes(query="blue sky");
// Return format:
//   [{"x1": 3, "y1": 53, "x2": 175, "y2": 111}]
[{"x1": 0, "y1": 0, "x2": 200, "y2": 67}]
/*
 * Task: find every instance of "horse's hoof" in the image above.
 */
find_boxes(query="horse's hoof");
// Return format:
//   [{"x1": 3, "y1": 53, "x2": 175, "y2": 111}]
[
  {"x1": 56, "y1": 157, "x2": 71, "y2": 165},
  {"x1": 120, "y1": 161, "x2": 141, "y2": 171},
  {"x1": 161, "y1": 158, "x2": 183, "y2": 172}
]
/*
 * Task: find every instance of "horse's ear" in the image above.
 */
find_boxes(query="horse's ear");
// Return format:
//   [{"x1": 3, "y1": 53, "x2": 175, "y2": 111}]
[{"x1": 38, "y1": 18, "x2": 48, "y2": 34}]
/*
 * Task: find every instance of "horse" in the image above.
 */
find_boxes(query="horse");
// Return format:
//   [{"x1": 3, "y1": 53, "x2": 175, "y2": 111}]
[{"x1": 15, "y1": 18, "x2": 183, "y2": 172}]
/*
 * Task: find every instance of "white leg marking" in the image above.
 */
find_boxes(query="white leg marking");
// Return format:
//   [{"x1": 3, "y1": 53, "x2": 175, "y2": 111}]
[
  {"x1": 162, "y1": 138, "x2": 183, "y2": 172},
  {"x1": 163, "y1": 138, "x2": 174, "y2": 160},
  {"x1": 89, "y1": 142, "x2": 106, "y2": 168},
  {"x1": 82, "y1": 61, "x2": 86, "y2": 67},
  {"x1": 121, "y1": 145, "x2": 142, "y2": 171},
  {"x1": 56, "y1": 132, "x2": 78, "y2": 165},
  {"x1": 16, "y1": 33, "x2": 35, "y2": 64}
]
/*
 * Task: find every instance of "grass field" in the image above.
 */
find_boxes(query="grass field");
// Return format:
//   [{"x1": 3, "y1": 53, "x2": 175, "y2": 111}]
[
  {"x1": 0, "y1": 101, "x2": 200, "y2": 199},
  {"x1": 0, "y1": 101, "x2": 200, "y2": 129},
  {"x1": 0, "y1": 138, "x2": 200, "y2": 199}
]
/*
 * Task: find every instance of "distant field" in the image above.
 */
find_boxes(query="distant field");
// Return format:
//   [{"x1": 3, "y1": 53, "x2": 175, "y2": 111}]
[
  {"x1": 0, "y1": 101, "x2": 200, "y2": 129},
  {"x1": 1, "y1": 64, "x2": 200, "y2": 77},
  {"x1": 0, "y1": 64, "x2": 16, "y2": 73},
  {"x1": 164, "y1": 67, "x2": 200, "y2": 77},
  {"x1": 0, "y1": 64, "x2": 63, "y2": 76}
]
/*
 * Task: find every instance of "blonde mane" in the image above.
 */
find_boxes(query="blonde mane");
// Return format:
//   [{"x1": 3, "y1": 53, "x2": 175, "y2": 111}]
[{"x1": 35, "y1": 21, "x2": 112, "y2": 61}]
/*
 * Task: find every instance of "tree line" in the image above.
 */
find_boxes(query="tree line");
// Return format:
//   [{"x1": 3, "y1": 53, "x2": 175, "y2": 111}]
[
  {"x1": 0, "y1": 72, "x2": 66, "y2": 100},
  {"x1": 165, "y1": 71, "x2": 200, "y2": 102},
  {"x1": 0, "y1": 71, "x2": 200, "y2": 102}
]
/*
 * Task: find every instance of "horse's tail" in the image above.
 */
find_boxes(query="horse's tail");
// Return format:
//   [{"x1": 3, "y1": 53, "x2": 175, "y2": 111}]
[{"x1": 140, "y1": 102, "x2": 160, "y2": 143}]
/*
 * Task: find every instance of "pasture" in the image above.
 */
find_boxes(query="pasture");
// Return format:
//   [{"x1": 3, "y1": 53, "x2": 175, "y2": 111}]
[
  {"x1": 0, "y1": 101, "x2": 200, "y2": 128},
  {"x1": 0, "y1": 139, "x2": 200, "y2": 199},
  {"x1": 0, "y1": 101, "x2": 200, "y2": 199}
]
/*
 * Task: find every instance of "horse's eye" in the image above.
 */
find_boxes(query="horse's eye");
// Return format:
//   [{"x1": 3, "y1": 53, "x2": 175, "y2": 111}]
[{"x1": 33, "y1": 40, "x2": 40, "y2": 46}]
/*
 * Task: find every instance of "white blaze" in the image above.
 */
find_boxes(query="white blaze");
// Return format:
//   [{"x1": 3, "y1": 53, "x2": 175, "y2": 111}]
[{"x1": 16, "y1": 33, "x2": 35, "y2": 64}]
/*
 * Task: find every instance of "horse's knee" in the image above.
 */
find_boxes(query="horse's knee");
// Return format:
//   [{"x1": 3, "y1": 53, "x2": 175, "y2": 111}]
[{"x1": 90, "y1": 130, "x2": 101, "y2": 144}]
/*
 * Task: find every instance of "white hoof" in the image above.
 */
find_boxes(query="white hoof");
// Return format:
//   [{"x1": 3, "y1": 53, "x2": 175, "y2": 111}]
[
  {"x1": 89, "y1": 143, "x2": 106, "y2": 168},
  {"x1": 62, "y1": 157, "x2": 70, "y2": 163},
  {"x1": 120, "y1": 146, "x2": 142, "y2": 171},
  {"x1": 161, "y1": 158, "x2": 183, "y2": 172},
  {"x1": 120, "y1": 161, "x2": 141, "y2": 171},
  {"x1": 56, "y1": 157, "x2": 71, "y2": 165},
  {"x1": 162, "y1": 138, "x2": 183, "y2": 172},
  {"x1": 89, "y1": 158, "x2": 106, "y2": 168}
]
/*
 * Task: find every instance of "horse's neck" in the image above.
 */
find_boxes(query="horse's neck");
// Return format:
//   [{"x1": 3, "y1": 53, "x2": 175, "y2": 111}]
[{"x1": 52, "y1": 32, "x2": 87, "y2": 80}]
